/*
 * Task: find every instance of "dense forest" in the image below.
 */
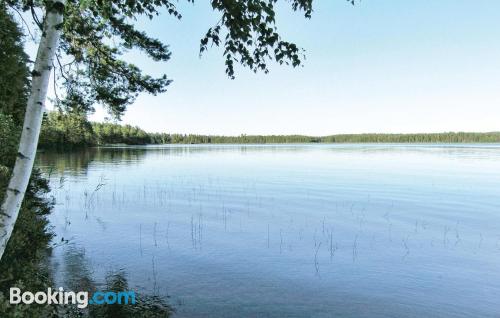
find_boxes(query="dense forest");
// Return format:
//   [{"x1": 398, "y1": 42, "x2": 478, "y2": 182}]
[
  {"x1": 0, "y1": 7, "x2": 55, "y2": 316},
  {"x1": 39, "y1": 111, "x2": 500, "y2": 148}
]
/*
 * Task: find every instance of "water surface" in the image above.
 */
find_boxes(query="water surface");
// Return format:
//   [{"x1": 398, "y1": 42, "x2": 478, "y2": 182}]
[{"x1": 37, "y1": 144, "x2": 500, "y2": 317}]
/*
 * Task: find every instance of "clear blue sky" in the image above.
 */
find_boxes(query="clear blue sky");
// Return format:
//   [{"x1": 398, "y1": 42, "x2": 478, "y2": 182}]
[{"x1": 83, "y1": 1, "x2": 499, "y2": 134}]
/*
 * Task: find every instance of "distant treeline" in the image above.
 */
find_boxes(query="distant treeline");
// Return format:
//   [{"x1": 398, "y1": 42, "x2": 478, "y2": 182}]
[
  {"x1": 149, "y1": 132, "x2": 500, "y2": 144},
  {"x1": 39, "y1": 111, "x2": 500, "y2": 149}
]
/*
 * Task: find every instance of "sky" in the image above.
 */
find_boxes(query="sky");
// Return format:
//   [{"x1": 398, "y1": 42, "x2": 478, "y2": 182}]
[{"x1": 50, "y1": 1, "x2": 500, "y2": 135}]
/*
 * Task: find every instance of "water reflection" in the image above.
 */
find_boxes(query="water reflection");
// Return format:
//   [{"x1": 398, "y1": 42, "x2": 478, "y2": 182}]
[
  {"x1": 38, "y1": 145, "x2": 500, "y2": 317},
  {"x1": 37, "y1": 144, "x2": 500, "y2": 175},
  {"x1": 55, "y1": 245, "x2": 173, "y2": 317}
]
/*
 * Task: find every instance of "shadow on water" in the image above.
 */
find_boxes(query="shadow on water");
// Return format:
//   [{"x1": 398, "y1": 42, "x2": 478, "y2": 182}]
[
  {"x1": 37, "y1": 147, "x2": 150, "y2": 176},
  {"x1": 37, "y1": 145, "x2": 316, "y2": 177},
  {"x1": 37, "y1": 144, "x2": 500, "y2": 177},
  {"x1": 58, "y1": 246, "x2": 174, "y2": 318}
]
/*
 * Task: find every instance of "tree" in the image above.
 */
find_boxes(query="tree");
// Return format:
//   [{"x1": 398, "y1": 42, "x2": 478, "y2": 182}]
[
  {"x1": 0, "y1": 0, "x2": 354, "y2": 260},
  {"x1": 0, "y1": 2, "x2": 30, "y2": 126},
  {"x1": 0, "y1": 6, "x2": 56, "y2": 316},
  {"x1": 0, "y1": 0, "x2": 66, "y2": 260}
]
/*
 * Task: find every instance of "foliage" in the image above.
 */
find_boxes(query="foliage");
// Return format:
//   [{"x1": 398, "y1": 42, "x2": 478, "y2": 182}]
[
  {"x1": 39, "y1": 111, "x2": 151, "y2": 147},
  {"x1": 40, "y1": 111, "x2": 95, "y2": 148},
  {"x1": 0, "y1": 169, "x2": 56, "y2": 318},
  {"x1": 0, "y1": 6, "x2": 56, "y2": 317},
  {"x1": 0, "y1": 114, "x2": 20, "y2": 170},
  {"x1": 0, "y1": 3, "x2": 30, "y2": 125},
  {"x1": 92, "y1": 121, "x2": 150, "y2": 145},
  {"x1": 202, "y1": 0, "x2": 309, "y2": 78},
  {"x1": 3, "y1": 0, "x2": 345, "y2": 119}
]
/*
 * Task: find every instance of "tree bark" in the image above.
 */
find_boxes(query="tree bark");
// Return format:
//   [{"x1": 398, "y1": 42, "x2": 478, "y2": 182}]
[{"x1": 0, "y1": 0, "x2": 65, "y2": 260}]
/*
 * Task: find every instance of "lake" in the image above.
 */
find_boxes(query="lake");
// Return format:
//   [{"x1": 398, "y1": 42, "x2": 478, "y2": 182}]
[{"x1": 37, "y1": 144, "x2": 500, "y2": 317}]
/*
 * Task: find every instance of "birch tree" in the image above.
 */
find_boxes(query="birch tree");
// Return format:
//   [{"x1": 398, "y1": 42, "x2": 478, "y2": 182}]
[
  {"x1": 0, "y1": 0, "x2": 65, "y2": 259},
  {"x1": 0, "y1": 0, "x2": 354, "y2": 261}
]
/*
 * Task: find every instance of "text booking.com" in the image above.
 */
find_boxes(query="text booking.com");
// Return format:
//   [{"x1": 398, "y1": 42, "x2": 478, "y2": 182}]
[{"x1": 10, "y1": 287, "x2": 136, "y2": 308}]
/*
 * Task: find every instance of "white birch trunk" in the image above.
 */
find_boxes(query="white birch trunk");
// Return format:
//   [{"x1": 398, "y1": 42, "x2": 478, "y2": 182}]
[{"x1": 0, "y1": 0, "x2": 65, "y2": 260}]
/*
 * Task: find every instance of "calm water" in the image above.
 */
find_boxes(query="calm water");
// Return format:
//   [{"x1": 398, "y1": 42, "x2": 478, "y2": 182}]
[{"x1": 37, "y1": 144, "x2": 500, "y2": 317}]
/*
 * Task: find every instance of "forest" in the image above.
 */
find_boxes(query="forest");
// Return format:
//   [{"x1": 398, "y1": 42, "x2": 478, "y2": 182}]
[{"x1": 39, "y1": 111, "x2": 500, "y2": 148}]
